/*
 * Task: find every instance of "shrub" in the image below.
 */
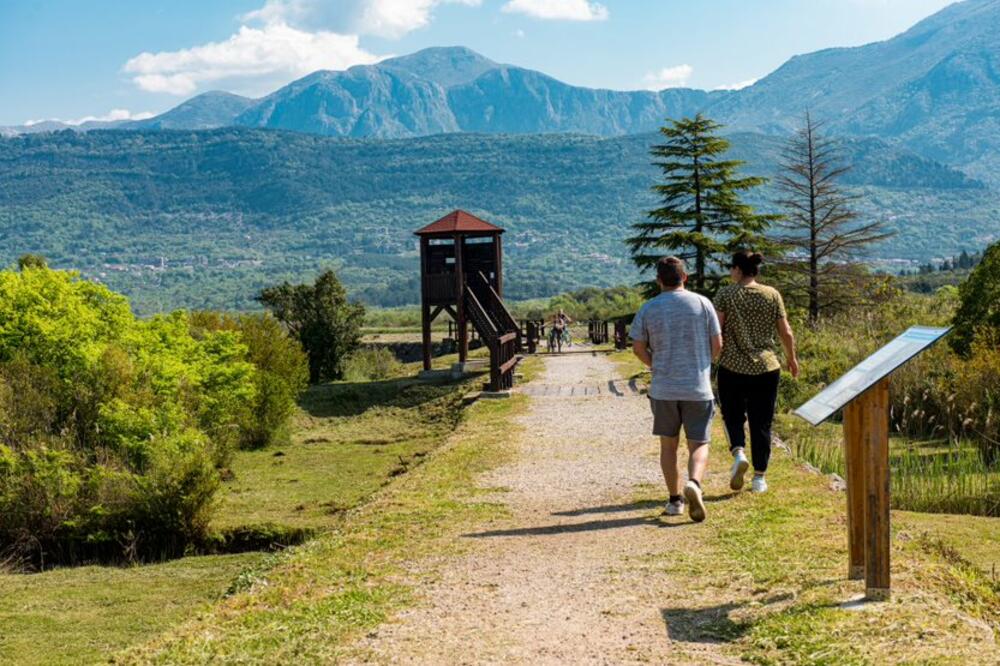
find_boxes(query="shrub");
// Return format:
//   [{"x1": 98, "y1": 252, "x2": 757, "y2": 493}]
[
  {"x1": 189, "y1": 312, "x2": 309, "y2": 449},
  {"x1": 343, "y1": 347, "x2": 404, "y2": 382},
  {"x1": 0, "y1": 266, "x2": 257, "y2": 567}
]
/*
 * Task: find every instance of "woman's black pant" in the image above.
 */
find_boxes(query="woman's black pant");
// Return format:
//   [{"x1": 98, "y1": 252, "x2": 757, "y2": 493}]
[{"x1": 717, "y1": 366, "x2": 781, "y2": 473}]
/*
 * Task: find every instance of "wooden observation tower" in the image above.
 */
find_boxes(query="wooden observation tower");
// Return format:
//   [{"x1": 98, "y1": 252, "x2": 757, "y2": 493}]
[{"x1": 415, "y1": 210, "x2": 521, "y2": 391}]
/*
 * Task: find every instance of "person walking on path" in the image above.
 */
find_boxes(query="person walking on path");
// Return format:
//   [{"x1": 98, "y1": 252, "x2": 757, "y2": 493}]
[
  {"x1": 714, "y1": 251, "x2": 800, "y2": 495},
  {"x1": 631, "y1": 257, "x2": 722, "y2": 522}
]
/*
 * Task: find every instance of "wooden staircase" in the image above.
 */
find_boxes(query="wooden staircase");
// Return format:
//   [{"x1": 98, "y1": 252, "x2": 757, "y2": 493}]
[{"x1": 464, "y1": 272, "x2": 521, "y2": 391}]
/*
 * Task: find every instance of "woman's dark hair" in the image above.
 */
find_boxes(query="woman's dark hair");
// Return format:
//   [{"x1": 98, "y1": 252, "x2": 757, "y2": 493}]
[{"x1": 731, "y1": 250, "x2": 764, "y2": 277}]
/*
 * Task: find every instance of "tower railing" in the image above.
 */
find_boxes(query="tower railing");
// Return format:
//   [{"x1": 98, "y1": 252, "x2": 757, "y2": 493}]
[{"x1": 463, "y1": 286, "x2": 517, "y2": 391}]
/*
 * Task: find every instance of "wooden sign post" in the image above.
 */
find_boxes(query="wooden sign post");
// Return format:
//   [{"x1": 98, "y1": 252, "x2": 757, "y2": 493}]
[
  {"x1": 843, "y1": 378, "x2": 890, "y2": 599},
  {"x1": 795, "y1": 327, "x2": 949, "y2": 602}
]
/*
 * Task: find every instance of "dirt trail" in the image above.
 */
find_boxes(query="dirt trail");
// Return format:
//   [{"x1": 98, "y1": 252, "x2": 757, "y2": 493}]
[{"x1": 349, "y1": 353, "x2": 746, "y2": 665}]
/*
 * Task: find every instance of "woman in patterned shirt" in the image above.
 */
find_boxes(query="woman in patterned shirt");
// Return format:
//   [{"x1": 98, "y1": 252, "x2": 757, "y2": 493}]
[{"x1": 713, "y1": 251, "x2": 800, "y2": 494}]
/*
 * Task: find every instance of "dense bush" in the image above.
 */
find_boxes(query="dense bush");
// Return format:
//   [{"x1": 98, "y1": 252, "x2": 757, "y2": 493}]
[
  {"x1": 0, "y1": 265, "x2": 287, "y2": 567},
  {"x1": 342, "y1": 347, "x2": 404, "y2": 382},
  {"x1": 189, "y1": 312, "x2": 309, "y2": 449}
]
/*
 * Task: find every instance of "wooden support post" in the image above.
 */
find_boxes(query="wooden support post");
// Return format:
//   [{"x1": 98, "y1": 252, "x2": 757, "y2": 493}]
[
  {"x1": 419, "y1": 236, "x2": 432, "y2": 371},
  {"x1": 863, "y1": 378, "x2": 891, "y2": 600},
  {"x1": 843, "y1": 400, "x2": 865, "y2": 581},
  {"x1": 455, "y1": 234, "x2": 468, "y2": 363},
  {"x1": 494, "y1": 234, "x2": 503, "y2": 298}
]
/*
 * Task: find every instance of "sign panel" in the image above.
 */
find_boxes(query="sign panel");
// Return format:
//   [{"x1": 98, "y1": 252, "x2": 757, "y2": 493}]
[{"x1": 794, "y1": 326, "x2": 950, "y2": 426}]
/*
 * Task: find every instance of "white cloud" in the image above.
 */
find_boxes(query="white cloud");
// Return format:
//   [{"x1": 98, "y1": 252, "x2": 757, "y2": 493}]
[
  {"x1": 642, "y1": 64, "x2": 693, "y2": 90},
  {"x1": 244, "y1": 0, "x2": 482, "y2": 39},
  {"x1": 122, "y1": 0, "x2": 485, "y2": 97},
  {"x1": 123, "y1": 22, "x2": 381, "y2": 96},
  {"x1": 25, "y1": 109, "x2": 155, "y2": 126},
  {"x1": 714, "y1": 77, "x2": 759, "y2": 91},
  {"x1": 501, "y1": 0, "x2": 608, "y2": 22}
]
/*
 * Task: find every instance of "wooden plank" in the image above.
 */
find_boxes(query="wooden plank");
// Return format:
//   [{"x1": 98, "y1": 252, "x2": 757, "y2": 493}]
[
  {"x1": 499, "y1": 332, "x2": 517, "y2": 344},
  {"x1": 863, "y1": 378, "x2": 891, "y2": 600},
  {"x1": 843, "y1": 399, "x2": 866, "y2": 581},
  {"x1": 499, "y1": 357, "x2": 519, "y2": 374}
]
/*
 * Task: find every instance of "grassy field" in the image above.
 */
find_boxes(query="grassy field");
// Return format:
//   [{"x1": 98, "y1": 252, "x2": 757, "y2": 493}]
[
  {"x1": 119, "y1": 394, "x2": 527, "y2": 662},
  {"x1": 0, "y1": 350, "x2": 494, "y2": 665},
  {"x1": 0, "y1": 553, "x2": 265, "y2": 665}
]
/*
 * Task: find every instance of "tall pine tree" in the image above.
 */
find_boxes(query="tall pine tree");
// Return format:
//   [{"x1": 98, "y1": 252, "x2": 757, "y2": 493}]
[{"x1": 628, "y1": 114, "x2": 777, "y2": 295}]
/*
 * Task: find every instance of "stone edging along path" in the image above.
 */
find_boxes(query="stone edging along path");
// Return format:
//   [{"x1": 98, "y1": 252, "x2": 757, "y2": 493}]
[{"x1": 347, "y1": 352, "x2": 747, "y2": 665}]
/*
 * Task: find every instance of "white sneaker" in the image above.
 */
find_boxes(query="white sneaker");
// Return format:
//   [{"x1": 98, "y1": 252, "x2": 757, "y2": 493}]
[
  {"x1": 730, "y1": 449, "x2": 750, "y2": 491},
  {"x1": 683, "y1": 481, "x2": 706, "y2": 523},
  {"x1": 664, "y1": 499, "x2": 684, "y2": 516},
  {"x1": 752, "y1": 475, "x2": 768, "y2": 494}
]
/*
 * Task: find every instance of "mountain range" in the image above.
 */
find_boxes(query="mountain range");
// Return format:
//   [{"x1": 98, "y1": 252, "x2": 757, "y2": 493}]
[
  {"x1": 4, "y1": 0, "x2": 999, "y2": 183},
  {"x1": 2, "y1": 0, "x2": 999, "y2": 311}
]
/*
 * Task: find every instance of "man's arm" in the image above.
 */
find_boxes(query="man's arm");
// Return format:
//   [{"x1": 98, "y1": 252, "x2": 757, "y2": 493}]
[
  {"x1": 710, "y1": 333, "x2": 722, "y2": 361},
  {"x1": 632, "y1": 339, "x2": 653, "y2": 369},
  {"x1": 706, "y1": 301, "x2": 723, "y2": 362},
  {"x1": 777, "y1": 318, "x2": 800, "y2": 378}
]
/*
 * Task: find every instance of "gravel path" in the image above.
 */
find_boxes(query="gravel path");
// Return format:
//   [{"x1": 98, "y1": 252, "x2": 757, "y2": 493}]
[{"x1": 349, "y1": 353, "x2": 745, "y2": 665}]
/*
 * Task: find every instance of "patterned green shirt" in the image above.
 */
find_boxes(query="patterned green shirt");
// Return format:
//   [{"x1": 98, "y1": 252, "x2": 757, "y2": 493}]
[{"x1": 713, "y1": 283, "x2": 787, "y2": 375}]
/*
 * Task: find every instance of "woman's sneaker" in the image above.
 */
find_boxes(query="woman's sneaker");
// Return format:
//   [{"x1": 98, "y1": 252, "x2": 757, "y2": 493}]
[
  {"x1": 683, "y1": 481, "x2": 707, "y2": 523},
  {"x1": 664, "y1": 499, "x2": 684, "y2": 516},
  {"x1": 730, "y1": 449, "x2": 750, "y2": 491},
  {"x1": 752, "y1": 475, "x2": 768, "y2": 494}
]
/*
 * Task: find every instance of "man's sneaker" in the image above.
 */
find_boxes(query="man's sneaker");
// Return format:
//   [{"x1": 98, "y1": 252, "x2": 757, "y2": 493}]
[
  {"x1": 730, "y1": 449, "x2": 750, "y2": 491},
  {"x1": 683, "y1": 481, "x2": 707, "y2": 523},
  {"x1": 752, "y1": 475, "x2": 768, "y2": 494},
  {"x1": 664, "y1": 499, "x2": 684, "y2": 516}
]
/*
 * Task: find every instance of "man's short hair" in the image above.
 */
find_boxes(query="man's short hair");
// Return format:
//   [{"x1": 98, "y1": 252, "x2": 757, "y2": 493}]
[{"x1": 656, "y1": 256, "x2": 687, "y2": 287}]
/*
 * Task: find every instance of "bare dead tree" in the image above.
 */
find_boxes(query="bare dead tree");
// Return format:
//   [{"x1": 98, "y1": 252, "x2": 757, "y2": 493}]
[{"x1": 774, "y1": 112, "x2": 894, "y2": 323}]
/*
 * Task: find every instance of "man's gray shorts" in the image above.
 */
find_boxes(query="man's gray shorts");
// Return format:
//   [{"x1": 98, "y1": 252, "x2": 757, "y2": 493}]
[{"x1": 648, "y1": 398, "x2": 714, "y2": 442}]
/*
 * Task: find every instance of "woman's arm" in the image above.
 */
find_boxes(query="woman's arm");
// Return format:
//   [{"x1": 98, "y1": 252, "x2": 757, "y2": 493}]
[{"x1": 777, "y1": 318, "x2": 800, "y2": 378}]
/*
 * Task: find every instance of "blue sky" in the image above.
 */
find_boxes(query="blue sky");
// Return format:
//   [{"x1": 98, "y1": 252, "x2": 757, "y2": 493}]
[{"x1": 0, "y1": 0, "x2": 958, "y2": 125}]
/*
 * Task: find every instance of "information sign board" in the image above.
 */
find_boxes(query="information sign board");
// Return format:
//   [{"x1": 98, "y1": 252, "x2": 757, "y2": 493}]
[{"x1": 794, "y1": 326, "x2": 950, "y2": 426}]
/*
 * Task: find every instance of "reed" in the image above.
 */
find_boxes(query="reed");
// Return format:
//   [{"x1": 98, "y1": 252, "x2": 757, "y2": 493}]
[{"x1": 778, "y1": 416, "x2": 1000, "y2": 517}]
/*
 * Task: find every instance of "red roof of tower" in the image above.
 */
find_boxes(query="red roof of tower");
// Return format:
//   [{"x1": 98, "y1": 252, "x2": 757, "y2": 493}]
[{"x1": 414, "y1": 210, "x2": 504, "y2": 236}]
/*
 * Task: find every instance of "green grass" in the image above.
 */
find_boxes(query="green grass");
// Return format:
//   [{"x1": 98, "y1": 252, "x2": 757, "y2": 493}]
[
  {"x1": 630, "y1": 418, "x2": 1000, "y2": 664},
  {"x1": 119, "y1": 395, "x2": 526, "y2": 663},
  {"x1": 0, "y1": 553, "x2": 264, "y2": 665},
  {"x1": 214, "y1": 376, "x2": 473, "y2": 531}
]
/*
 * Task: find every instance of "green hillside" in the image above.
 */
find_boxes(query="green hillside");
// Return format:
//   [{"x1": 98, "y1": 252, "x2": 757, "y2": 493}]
[{"x1": 1, "y1": 128, "x2": 996, "y2": 312}]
